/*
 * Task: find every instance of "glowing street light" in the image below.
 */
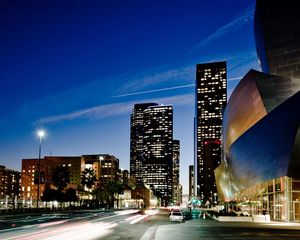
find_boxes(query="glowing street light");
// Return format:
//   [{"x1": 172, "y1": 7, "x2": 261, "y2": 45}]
[
  {"x1": 38, "y1": 130, "x2": 45, "y2": 140},
  {"x1": 36, "y1": 129, "x2": 46, "y2": 211}
]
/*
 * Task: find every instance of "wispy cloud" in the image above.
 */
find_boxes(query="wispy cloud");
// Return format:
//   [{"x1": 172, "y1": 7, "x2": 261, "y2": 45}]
[
  {"x1": 38, "y1": 94, "x2": 194, "y2": 124},
  {"x1": 185, "y1": 7, "x2": 254, "y2": 56},
  {"x1": 114, "y1": 84, "x2": 195, "y2": 97},
  {"x1": 28, "y1": 50, "x2": 257, "y2": 126},
  {"x1": 118, "y1": 66, "x2": 195, "y2": 94},
  {"x1": 115, "y1": 76, "x2": 242, "y2": 98}
]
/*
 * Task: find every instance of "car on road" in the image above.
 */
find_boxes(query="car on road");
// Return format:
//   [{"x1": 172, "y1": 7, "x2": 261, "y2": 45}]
[{"x1": 169, "y1": 210, "x2": 184, "y2": 222}]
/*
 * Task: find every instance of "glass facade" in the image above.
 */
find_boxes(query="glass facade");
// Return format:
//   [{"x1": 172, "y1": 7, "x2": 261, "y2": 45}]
[{"x1": 234, "y1": 177, "x2": 300, "y2": 222}]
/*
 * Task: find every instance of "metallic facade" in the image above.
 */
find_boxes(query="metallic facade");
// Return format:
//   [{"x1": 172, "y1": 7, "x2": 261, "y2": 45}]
[
  {"x1": 255, "y1": 0, "x2": 300, "y2": 89},
  {"x1": 195, "y1": 61, "x2": 227, "y2": 201},
  {"x1": 214, "y1": 0, "x2": 300, "y2": 221},
  {"x1": 215, "y1": 70, "x2": 300, "y2": 203}
]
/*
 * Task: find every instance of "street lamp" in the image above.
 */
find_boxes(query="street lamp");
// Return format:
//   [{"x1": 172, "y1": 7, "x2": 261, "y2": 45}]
[
  {"x1": 214, "y1": 193, "x2": 217, "y2": 204},
  {"x1": 36, "y1": 129, "x2": 45, "y2": 211}
]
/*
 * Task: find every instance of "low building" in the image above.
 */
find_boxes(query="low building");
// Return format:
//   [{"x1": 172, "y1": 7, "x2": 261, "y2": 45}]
[
  {"x1": 0, "y1": 165, "x2": 21, "y2": 208},
  {"x1": 21, "y1": 154, "x2": 121, "y2": 207},
  {"x1": 21, "y1": 156, "x2": 81, "y2": 206},
  {"x1": 131, "y1": 183, "x2": 157, "y2": 209}
]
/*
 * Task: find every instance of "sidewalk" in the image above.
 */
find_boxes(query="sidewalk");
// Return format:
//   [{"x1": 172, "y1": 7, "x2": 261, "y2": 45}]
[
  {"x1": 140, "y1": 215, "x2": 300, "y2": 240},
  {"x1": 140, "y1": 218, "x2": 201, "y2": 240}
]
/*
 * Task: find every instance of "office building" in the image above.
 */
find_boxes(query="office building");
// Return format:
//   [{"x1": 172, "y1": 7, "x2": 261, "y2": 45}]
[
  {"x1": 172, "y1": 140, "x2": 181, "y2": 204},
  {"x1": 99, "y1": 154, "x2": 119, "y2": 184},
  {"x1": 189, "y1": 165, "x2": 194, "y2": 199},
  {"x1": 21, "y1": 156, "x2": 81, "y2": 204},
  {"x1": 130, "y1": 103, "x2": 158, "y2": 183},
  {"x1": 81, "y1": 154, "x2": 119, "y2": 185},
  {"x1": 21, "y1": 154, "x2": 120, "y2": 205},
  {"x1": 195, "y1": 61, "x2": 227, "y2": 202},
  {"x1": 142, "y1": 105, "x2": 173, "y2": 206},
  {"x1": 0, "y1": 165, "x2": 21, "y2": 205}
]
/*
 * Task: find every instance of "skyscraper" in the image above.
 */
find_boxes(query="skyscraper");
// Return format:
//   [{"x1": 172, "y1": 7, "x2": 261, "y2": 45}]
[
  {"x1": 130, "y1": 103, "x2": 174, "y2": 206},
  {"x1": 142, "y1": 105, "x2": 173, "y2": 206},
  {"x1": 130, "y1": 103, "x2": 158, "y2": 183},
  {"x1": 172, "y1": 140, "x2": 180, "y2": 204},
  {"x1": 189, "y1": 165, "x2": 194, "y2": 198},
  {"x1": 195, "y1": 61, "x2": 227, "y2": 202}
]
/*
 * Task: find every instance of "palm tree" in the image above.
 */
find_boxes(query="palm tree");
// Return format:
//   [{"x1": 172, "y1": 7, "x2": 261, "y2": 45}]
[
  {"x1": 46, "y1": 165, "x2": 72, "y2": 209},
  {"x1": 80, "y1": 168, "x2": 98, "y2": 200},
  {"x1": 52, "y1": 166, "x2": 71, "y2": 192}
]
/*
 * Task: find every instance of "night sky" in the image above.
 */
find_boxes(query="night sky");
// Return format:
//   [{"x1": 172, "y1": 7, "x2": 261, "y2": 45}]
[{"x1": 0, "y1": 0, "x2": 259, "y2": 193}]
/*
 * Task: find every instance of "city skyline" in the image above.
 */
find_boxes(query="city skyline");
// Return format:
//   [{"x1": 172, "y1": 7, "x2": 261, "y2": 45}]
[{"x1": 0, "y1": 0, "x2": 259, "y2": 194}]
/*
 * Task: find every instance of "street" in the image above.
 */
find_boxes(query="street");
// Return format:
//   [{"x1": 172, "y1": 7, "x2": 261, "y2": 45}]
[{"x1": 1, "y1": 209, "x2": 300, "y2": 239}]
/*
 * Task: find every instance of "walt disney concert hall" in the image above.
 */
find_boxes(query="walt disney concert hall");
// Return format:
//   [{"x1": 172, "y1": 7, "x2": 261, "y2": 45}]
[{"x1": 215, "y1": 0, "x2": 300, "y2": 222}]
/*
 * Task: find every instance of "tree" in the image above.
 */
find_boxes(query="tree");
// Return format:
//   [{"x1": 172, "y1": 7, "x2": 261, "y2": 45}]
[
  {"x1": 93, "y1": 186, "x2": 109, "y2": 207},
  {"x1": 104, "y1": 180, "x2": 123, "y2": 208},
  {"x1": 41, "y1": 187, "x2": 57, "y2": 202},
  {"x1": 52, "y1": 166, "x2": 71, "y2": 192},
  {"x1": 81, "y1": 168, "x2": 98, "y2": 191},
  {"x1": 42, "y1": 166, "x2": 75, "y2": 208},
  {"x1": 64, "y1": 188, "x2": 78, "y2": 202},
  {"x1": 80, "y1": 168, "x2": 98, "y2": 203}
]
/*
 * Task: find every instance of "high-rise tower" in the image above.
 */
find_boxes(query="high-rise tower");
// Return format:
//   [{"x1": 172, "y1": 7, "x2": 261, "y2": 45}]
[
  {"x1": 130, "y1": 103, "x2": 158, "y2": 183},
  {"x1": 195, "y1": 61, "x2": 227, "y2": 203},
  {"x1": 130, "y1": 103, "x2": 174, "y2": 206},
  {"x1": 142, "y1": 105, "x2": 173, "y2": 206},
  {"x1": 172, "y1": 140, "x2": 180, "y2": 204}
]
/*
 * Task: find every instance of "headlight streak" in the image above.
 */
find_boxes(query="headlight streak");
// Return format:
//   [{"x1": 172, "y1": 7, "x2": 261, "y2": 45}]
[
  {"x1": 3, "y1": 210, "x2": 156, "y2": 240},
  {"x1": 5, "y1": 221, "x2": 117, "y2": 240}
]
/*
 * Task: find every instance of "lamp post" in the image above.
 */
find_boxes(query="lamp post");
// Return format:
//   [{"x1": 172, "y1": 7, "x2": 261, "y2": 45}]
[{"x1": 36, "y1": 130, "x2": 45, "y2": 212}]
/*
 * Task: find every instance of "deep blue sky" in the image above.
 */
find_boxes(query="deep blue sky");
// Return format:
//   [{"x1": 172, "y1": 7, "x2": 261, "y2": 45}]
[{"x1": 0, "y1": 0, "x2": 258, "y2": 193}]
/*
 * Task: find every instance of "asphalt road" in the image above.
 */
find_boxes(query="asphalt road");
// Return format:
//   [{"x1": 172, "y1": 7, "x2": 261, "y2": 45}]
[
  {"x1": 152, "y1": 213, "x2": 300, "y2": 240},
  {"x1": 1, "y1": 209, "x2": 300, "y2": 240}
]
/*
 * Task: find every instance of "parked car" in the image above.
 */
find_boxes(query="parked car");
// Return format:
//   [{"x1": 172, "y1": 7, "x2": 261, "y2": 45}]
[{"x1": 169, "y1": 210, "x2": 184, "y2": 222}]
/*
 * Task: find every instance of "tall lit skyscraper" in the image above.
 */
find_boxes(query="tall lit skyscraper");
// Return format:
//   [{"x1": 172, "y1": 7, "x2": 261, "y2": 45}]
[
  {"x1": 130, "y1": 103, "x2": 158, "y2": 183},
  {"x1": 172, "y1": 140, "x2": 180, "y2": 204},
  {"x1": 142, "y1": 105, "x2": 173, "y2": 206},
  {"x1": 189, "y1": 165, "x2": 194, "y2": 198},
  {"x1": 195, "y1": 61, "x2": 227, "y2": 202}
]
